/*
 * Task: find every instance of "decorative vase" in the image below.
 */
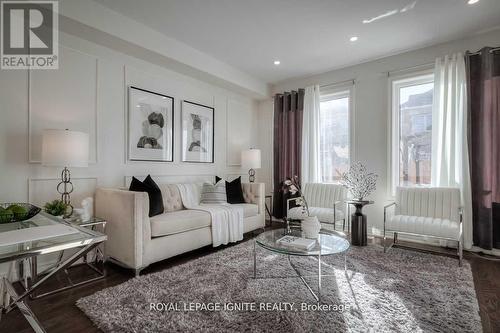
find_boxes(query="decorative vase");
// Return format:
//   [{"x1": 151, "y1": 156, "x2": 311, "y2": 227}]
[
  {"x1": 301, "y1": 216, "x2": 321, "y2": 239},
  {"x1": 348, "y1": 200, "x2": 373, "y2": 246},
  {"x1": 81, "y1": 197, "x2": 94, "y2": 221}
]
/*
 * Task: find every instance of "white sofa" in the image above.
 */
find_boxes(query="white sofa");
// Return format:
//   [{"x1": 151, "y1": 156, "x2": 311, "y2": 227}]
[
  {"x1": 287, "y1": 183, "x2": 347, "y2": 230},
  {"x1": 96, "y1": 182, "x2": 265, "y2": 275},
  {"x1": 384, "y1": 187, "x2": 463, "y2": 265}
]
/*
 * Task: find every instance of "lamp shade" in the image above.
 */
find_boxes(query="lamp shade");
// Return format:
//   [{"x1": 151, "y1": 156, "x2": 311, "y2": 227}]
[
  {"x1": 41, "y1": 129, "x2": 89, "y2": 167},
  {"x1": 241, "y1": 149, "x2": 261, "y2": 169}
]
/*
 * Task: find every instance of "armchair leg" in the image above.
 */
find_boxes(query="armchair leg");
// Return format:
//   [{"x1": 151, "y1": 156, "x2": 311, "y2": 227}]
[
  {"x1": 393, "y1": 232, "x2": 398, "y2": 245},
  {"x1": 342, "y1": 219, "x2": 346, "y2": 232},
  {"x1": 383, "y1": 231, "x2": 387, "y2": 253},
  {"x1": 458, "y1": 240, "x2": 463, "y2": 267}
]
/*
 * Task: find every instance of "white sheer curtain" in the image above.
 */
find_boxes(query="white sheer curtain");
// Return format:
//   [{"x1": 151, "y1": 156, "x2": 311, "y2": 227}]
[
  {"x1": 431, "y1": 53, "x2": 473, "y2": 249},
  {"x1": 301, "y1": 85, "x2": 321, "y2": 183}
]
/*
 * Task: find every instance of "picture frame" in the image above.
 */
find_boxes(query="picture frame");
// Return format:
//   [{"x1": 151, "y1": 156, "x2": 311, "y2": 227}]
[
  {"x1": 128, "y1": 86, "x2": 174, "y2": 162},
  {"x1": 181, "y1": 100, "x2": 215, "y2": 163}
]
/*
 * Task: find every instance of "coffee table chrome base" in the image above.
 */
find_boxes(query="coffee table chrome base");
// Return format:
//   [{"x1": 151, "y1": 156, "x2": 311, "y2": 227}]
[
  {"x1": 18, "y1": 221, "x2": 107, "y2": 299},
  {"x1": 2, "y1": 278, "x2": 45, "y2": 333},
  {"x1": 18, "y1": 249, "x2": 106, "y2": 299},
  {"x1": 288, "y1": 254, "x2": 322, "y2": 302},
  {"x1": 253, "y1": 240, "x2": 348, "y2": 303},
  {"x1": 1, "y1": 242, "x2": 100, "y2": 333}
]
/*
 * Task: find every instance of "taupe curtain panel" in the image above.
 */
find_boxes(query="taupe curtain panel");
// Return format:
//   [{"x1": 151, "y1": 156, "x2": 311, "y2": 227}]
[
  {"x1": 273, "y1": 89, "x2": 304, "y2": 218},
  {"x1": 466, "y1": 47, "x2": 500, "y2": 250}
]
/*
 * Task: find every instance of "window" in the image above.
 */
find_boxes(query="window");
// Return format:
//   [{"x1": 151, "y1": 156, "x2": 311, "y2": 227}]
[
  {"x1": 319, "y1": 88, "x2": 352, "y2": 183},
  {"x1": 391, "y1": 73, "x2": 434, "y2": 194}
]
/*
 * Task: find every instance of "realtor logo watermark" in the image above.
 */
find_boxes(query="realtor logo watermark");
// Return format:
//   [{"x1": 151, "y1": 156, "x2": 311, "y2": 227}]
[{"x1": 1, "y1": 0, "x2": 58, "y2": 69}]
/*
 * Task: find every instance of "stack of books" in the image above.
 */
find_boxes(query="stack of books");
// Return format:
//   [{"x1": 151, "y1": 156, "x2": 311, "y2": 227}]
[{"x1": 276, "y1": 235, "x2": 316, "y2": 250}]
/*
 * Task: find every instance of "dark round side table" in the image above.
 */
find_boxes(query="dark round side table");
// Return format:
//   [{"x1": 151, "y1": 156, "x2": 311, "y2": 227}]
[{"x1": 346, "y1": 200, "x2": 374, "y2": 246}]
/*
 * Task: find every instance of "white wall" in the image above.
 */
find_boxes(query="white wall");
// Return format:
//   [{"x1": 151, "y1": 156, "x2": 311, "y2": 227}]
[
  {"x1": 263, "y1": 28, "x2": 500, "y2": 235},
  {"x1": 0, "y1": 30, "x2": 262, "y2": 276},
  {"x1": 59, "y1": 0, "x2": 269, "y2": 98},
  {"x1": 256, "y1": 98, "x2": 274, "y2": 193}
]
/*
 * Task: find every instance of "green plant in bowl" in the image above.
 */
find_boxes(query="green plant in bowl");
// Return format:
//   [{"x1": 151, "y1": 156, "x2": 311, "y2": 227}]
[
  {"x1": 6, "y1": 204, "x2": 28, "y2": 219},
  {"x1": 0, "y1": 207, "x2": 14, "y2": 223},
  {"x1": 43, "y1": 200, "x2": 68, "y2": 217}
]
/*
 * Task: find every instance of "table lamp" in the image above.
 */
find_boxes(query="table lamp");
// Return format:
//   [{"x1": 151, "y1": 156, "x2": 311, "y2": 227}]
[
  {"x1": 41, "y1": 129, "x2": 89, "y2": 216},
  {"x1": 241, "y1": 148, "x2": 261, "y2": 183}
]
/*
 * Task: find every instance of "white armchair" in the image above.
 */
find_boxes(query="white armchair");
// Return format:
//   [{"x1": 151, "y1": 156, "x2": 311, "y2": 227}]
[
  {"x1": 384, "y1": 187, "x2": 463, "y2": 266},
  {"x1": 287, "y1": 183, "x2": 347, "y2": 230}
]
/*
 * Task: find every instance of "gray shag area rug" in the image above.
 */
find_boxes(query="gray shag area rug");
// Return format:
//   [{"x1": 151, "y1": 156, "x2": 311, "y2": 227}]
[{"x1": 77, "y1": 240, "x2": 482, "y2": 333}]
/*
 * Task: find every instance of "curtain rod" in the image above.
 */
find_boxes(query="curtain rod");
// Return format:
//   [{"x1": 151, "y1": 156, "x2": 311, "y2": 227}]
[
  {"x1": 385, "y1": 62, "x2": 434, "y2": 77},
  {"x1": 467, "y1": 47, "x2": 500, "y2": 56},
  {"x1": 320, "y1": 79, "x2": 355, "y2": 89}
]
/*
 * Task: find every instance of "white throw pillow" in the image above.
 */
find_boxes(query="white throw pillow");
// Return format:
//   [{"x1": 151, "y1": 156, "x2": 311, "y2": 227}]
[{"x1": 200, "y1": 181, "x2": 227, "y2": 204}]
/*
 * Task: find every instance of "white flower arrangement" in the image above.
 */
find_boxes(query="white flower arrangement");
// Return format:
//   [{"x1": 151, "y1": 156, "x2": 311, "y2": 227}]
[
  {"x1": 283, "y1": 176, "x2": 309, "y2": 216},
  {"x1": 340, "y1": 162, "x2": 378, "y2": 201}
]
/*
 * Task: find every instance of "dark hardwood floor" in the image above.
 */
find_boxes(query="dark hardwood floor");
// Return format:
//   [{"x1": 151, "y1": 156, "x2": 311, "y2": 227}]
[{"x1": 1, "y1": 226, "x2": 499, "y2": 333}]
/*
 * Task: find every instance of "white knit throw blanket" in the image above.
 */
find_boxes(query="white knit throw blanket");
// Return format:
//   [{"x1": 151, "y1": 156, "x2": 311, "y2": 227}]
[{"x1": 176, "y1": 183, "x2": 244, "y2": 247}]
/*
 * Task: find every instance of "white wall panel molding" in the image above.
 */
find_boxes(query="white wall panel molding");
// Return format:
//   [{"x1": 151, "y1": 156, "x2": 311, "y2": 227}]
[
  {"x1": 124, "y1": 174, "x2": 216, "y2": 187},
  {"x1": 224, "y1": 173, "x2": 249, "y2": 183},
  {"x1": 28, "y1": 46, "x2": 99, "y2": 164},
  {"x1": 28, "y1": 176, "x2": 98, "y2": 208},
  {"x1": 123, "y1": 65, "x2": 218, "y2": 165}
]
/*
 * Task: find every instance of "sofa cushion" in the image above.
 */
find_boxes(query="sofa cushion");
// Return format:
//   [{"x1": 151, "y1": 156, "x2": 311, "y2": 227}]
[
  {"x1": 288, "y1": 206, "x2": 345, "y2": 223},
  {"x1": 150, "y1": 210, "x2": 211, "y2": 237},
  {"x1": 200, "y1": 181, "x2": 227, "y2": 204},
  {"x1": 387, "y1": 215, "x2": 460, "y2": 240},
  {"x1": 216, "y1": 176, "x2": 246, "y2": 204},
  {"x1": 157, "y1": 184, "x2": 184, "y2": 212},
  {"x1": 129, "y1": 175, "x2": 164, "y2": 217},
  {"x1": 230, "y1": 203, "x2": 259, "y2": 218}
]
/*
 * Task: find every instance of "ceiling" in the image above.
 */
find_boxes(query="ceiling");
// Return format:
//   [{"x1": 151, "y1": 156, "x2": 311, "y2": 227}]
[{"x1": 94, "y1": 0, "x2": 500, "y2": 84}]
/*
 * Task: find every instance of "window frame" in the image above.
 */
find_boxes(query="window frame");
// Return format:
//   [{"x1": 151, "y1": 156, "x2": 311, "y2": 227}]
[
  {"x1": 389, "y1": 71, "x2": 434, "y2": 196},
  {"x1": 319, "y1": 85, "x2": 355, "y2": 184}
]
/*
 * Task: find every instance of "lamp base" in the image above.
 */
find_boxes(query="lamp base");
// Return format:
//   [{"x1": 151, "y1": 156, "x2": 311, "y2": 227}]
[
  {"x1": 57, "y1": 167, "x2": 74, "y2": 217},
  {"x1": 248, "y1": 168, "x2": 256, "y2": 183}
]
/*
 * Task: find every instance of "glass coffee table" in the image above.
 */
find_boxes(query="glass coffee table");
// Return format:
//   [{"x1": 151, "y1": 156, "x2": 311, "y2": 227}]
[
  {"x1": 254, "y1": 228, "x2": 350, "y2": 302},
  {"x1": 0, "y1": 212, "x2": 107, "y2": 333}
]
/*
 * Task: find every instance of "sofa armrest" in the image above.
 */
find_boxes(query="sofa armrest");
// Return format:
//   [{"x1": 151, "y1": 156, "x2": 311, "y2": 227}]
[
  {"x1": 242, "y1": 183, "x2": 265, "y2": 214},
  {"x1": 95, "y1": 188, "x2": 150, "y2": 270}
]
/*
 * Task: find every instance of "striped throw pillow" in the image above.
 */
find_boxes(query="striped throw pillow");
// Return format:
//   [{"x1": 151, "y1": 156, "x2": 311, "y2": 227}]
[{"x1": 200, "y1": 181, "x2": 227, "y2": 204}]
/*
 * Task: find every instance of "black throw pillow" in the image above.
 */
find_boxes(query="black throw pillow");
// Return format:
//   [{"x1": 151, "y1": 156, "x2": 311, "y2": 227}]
[
  {"x1": 225, "y1": 176, "x2": 246, "y2": 204},
  {"x1": 129, "y1": 175, "x2": 164, "y2": 217}
]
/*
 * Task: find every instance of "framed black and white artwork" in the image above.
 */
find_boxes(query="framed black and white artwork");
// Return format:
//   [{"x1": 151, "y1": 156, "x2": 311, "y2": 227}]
[
  {"x1": 181, "y1": 100, "x2": 214, "y2": 163},
  {"x1": 128, "y1": 86, "x2": 174, "y2": 162}
]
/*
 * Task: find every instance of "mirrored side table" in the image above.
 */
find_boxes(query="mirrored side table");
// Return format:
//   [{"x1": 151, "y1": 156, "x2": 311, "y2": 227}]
[{"x1": 68, "y1": 216, "x2": 107, "y2": 277}]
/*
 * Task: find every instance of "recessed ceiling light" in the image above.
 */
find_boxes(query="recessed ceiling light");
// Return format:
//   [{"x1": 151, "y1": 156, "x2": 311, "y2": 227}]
[
  {"x1": 467, "y1": 0, "x2": 479, "y2": 4},
  {"x1": 350, "y1": 36, "x2": 359, "y2": 42},
  {"x1": 273, "y1": 60, "x2": 281, "y2": 65}
]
